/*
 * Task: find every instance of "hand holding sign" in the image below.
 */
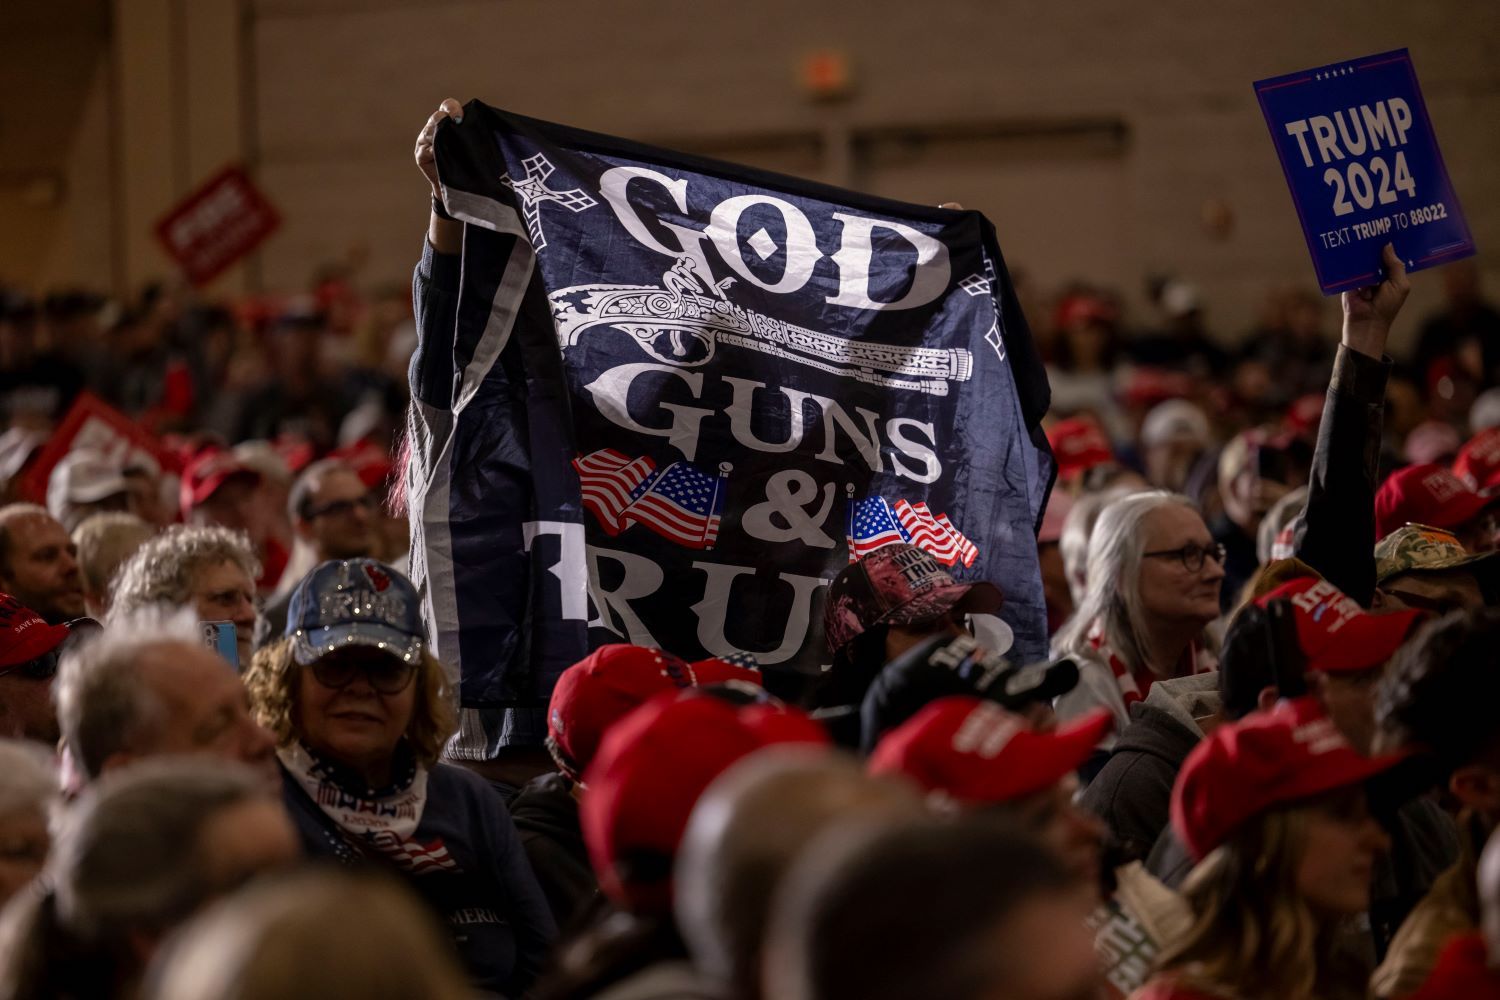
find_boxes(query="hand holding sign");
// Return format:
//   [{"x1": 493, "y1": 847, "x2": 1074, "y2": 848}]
[
  {"x1": 1341, "y1": 243, "x2": 1409, "y2": 360},
  {"x1": 1255, "y1": 49, "x2": 1475, "y2": 295}
]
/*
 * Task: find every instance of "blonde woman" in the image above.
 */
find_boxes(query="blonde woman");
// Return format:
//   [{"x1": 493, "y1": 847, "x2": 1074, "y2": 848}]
[
  {"x1": 244, "y1": 558, "x2": 554, "y2": 996},
  {"x1": 1135, "y1": 697, "x2": 1402, "y2": 1000}
]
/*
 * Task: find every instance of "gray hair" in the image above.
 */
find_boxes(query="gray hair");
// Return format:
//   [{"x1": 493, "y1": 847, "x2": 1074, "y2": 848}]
[
  {"x1": 72, "y1": 512, "x2": 155, "y2": 608},
  {"x1": 286, "y1": 458, "x2": 356, "y2": 524},
  {"x1": 1053, "y1": 490, "x2": 1198, "y2": 676},
  {"x1": 51, "y1": 757, "x2": 267, "y2": 944},
  {"x1": 1058, "y1": 485, "x2": 1142, "y2": 606},
  {"x1": 110, "y1": 525, "x2": 259, "y2": 619},
  {"x1": 55, "y1": 607, "x2": 202, "y2": 780},
  {"x1": 0, "y1": 739, "x2": 57, "y2": 820}
]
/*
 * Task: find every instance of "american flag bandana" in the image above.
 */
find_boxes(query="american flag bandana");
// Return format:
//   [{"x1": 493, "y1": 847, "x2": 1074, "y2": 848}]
[{"x1": 278, "y1": 743, "x2": 458, "y2": 875}]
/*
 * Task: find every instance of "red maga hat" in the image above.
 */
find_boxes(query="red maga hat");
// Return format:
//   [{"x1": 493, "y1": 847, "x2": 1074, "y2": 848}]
[
  {"x1": 1171, "y1": 696, "x2": 1406, "y2": 861},
  {"x1": 1454, "y1": 427, "x2": 1500, "y2": 494},
  {"x1": 868, "y1": 696, "x2": 1112, "y2": 806},
  {"x1": 579, "y1": 691, "x2": 826, "y2": 913},
  {"x1": 1046, "y1": 417, "x2": 1115, "y2": 481},
  {"x1": 546, "y1": 644, "x2": 762, "y2": 782},
  {"x1": 179, "y1": 448, "x2": 261, "y2": 518},
  {"x1": 1375, "y1": 463, "x2": 1492, "y2": 541},
  {"x1": 0, "y1": 594, "x2": 73, "y2": 669},
  {"x1": 1255, "y1": 577, "x2": 1423, "y2": 676}
]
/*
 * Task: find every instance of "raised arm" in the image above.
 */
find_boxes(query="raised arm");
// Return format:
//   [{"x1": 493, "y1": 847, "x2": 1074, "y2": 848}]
[{"x1": 1292, "y1": 243, "x2": 1410, "y2": 604}]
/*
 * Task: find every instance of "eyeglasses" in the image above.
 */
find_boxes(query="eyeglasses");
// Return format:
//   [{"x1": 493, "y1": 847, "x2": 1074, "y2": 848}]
[
  {"x1": 1143, "y1": 542, "x2": 1227, "y2": 573},
  {"x1": 305, "y1": 494, "x2": 377, "y2": 520},
  {"x1": 309, "y1": 653, "x2": 417, "y2": 695},
  {"x1": 0, "y1": 650, "x2": 59, "y2": 681}
]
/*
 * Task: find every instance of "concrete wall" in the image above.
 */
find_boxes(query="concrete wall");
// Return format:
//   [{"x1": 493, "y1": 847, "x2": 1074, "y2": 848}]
[{"x1": 8, "y1": 0, "x2": 1500, "y2": 350}]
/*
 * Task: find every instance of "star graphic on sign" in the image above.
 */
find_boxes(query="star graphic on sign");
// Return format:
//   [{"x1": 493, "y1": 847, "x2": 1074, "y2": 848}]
[{"x1": 501, "y1": 152, "x2": 598, "y2": 252}]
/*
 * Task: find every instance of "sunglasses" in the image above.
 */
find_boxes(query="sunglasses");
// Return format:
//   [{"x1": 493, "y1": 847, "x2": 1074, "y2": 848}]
[
  {"x1": 0, "y1": 649, "x2": 59, "y2": 681},
  {"x1": 309, "y1": 652, "x2": 417, "y2": 695}
]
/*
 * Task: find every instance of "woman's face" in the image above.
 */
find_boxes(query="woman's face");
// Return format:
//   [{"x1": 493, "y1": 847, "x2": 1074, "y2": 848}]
[
  {"x1": 1294, "y1": 789, "x2": 1391, "y2": 916},
  {"x1": 296, "y1": 647, "x2": 418, "y2": 771},
  {"x1": 1135, "y1": 504, "x2": 1225, "y2": 629}
]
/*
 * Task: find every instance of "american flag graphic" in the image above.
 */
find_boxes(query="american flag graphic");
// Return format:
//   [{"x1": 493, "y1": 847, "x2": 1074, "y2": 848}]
[
  {"x1": 622, "y1": 461, "x2": 728, "y2": 550},
  {"x1": 846, "y1": 495, "x2": 912, "y2": 561},
  {"x1": 368, "y1": 831, "x2": 461, "y2": 875},
  {"x1": 848, "y1": 495, "x2": 979, "y2": 567},
  {"x1": 573, "y1": 448, "x2": 658, "y2": 535}
]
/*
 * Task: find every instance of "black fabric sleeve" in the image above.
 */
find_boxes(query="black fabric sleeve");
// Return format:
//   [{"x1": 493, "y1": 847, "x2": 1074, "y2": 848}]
[
  {"x1": 409, "y1": 237, "x2": 463, "y2": 410},
  {"x1": 1292, "y1": 344, "x2": 1392, "y2": 606}
]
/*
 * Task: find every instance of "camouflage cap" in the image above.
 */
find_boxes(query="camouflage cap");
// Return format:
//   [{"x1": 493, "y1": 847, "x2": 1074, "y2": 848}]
[{"x1": 1374, "y1": 524, "x2": 1500, "y2": 585}]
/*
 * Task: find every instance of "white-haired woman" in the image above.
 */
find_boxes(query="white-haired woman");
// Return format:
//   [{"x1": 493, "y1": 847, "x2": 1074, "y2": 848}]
[{"x1": 1052, "y1": 491, "x2": 1224, "y2": 742}]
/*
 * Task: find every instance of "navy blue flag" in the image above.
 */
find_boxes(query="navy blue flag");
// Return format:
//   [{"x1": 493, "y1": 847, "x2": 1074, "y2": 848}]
[{"x1": 410, "y1": 101, "x2": 1053, "y2": 751}]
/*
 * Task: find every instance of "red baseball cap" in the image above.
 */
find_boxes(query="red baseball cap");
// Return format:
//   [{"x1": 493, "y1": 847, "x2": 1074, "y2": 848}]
[
  {"x1": 1052, "y1": 293, "x2": 1116, "y2": 332},
  {"x1": 1454, "y1": 427, "x2": 1500, "y2": 494},
  {"x1": 868, "y1": 697, "x2": 1112, "y2": 806},
  {"x1": 546, "y1": 644, "x2": 762, "y2": 781},
  {"x1": 1046, "y1": 417, "x2": 1114, "y2": 481},
  {"x1": 579, "y1": 691, "x2": 827, "y2": 913},
  {"x1": 1171, "y1": 696, "x2": 1406, "y2": 861},
  {"x1": 1375, "y1": 463, "x2": 1493, "y2": 541},
  {"x1": 0, "y1": 593, "x2": 75, "y2": 668},
  {"x1": 179, "y1": 448, "x2": 261, "y2": 518},
  {"x1": 1255, "y1": 577, "x2": 1423, "y2": 675}
]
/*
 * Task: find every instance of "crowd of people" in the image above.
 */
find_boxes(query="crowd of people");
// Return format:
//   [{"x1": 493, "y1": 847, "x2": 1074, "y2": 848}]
[{"x1": 0, "y1": 97, "x2": 1493, "y2": 999}]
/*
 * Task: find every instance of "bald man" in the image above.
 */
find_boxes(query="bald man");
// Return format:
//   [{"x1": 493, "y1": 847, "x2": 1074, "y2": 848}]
[{"x1": 0, "y1": 504, "x2": 85, "y2": 623}]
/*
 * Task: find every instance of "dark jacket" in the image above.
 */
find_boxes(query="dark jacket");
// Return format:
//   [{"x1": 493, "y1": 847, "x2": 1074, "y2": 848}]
[
  {"x1": 511, "y1": 771, "x2": 600, "y2": 930},
  {"x1": 282, "y1": 757, "x2": 557, "y2": 995},
  {"x1": 1293, "y1": 344, "x2": 1392, "y2": 605},
  {"x1": 1080, "y1": 674, "x2": 1218, "y2": 865}
]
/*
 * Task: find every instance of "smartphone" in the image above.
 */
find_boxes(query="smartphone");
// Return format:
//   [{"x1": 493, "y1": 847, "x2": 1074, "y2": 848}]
[{"x1": 200, "y1": 621, "x2": 239, "y2": 671}]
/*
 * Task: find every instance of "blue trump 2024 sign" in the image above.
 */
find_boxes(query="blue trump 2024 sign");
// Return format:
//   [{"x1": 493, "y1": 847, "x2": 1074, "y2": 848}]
[{"x1": 1255, "y1": 49, "x2": 1475, "y2": 295}]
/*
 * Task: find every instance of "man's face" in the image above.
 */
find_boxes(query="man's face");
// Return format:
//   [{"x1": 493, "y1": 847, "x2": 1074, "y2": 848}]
[
  {"x1": 1313, "y1": 666, "x2": 1385, "y2": 755},
  {"x1": 191, "y1": 559, "x2": 258, "y2": 668},
  {"x1": 129, "y1": 641, "x2": 279, "y2": 788},
  {"x1": 0, "y1": 513, "x2": 84, "y2": 623},
  {"x1": 193, "y1": 475, "x2": 265, "y2": 544},
  {"x1": 1003, "y1": 774, "x2": 1105, "y2": 890},
  {"x1": 299, "y1": 469, "x2": 377, "y2": 562}
]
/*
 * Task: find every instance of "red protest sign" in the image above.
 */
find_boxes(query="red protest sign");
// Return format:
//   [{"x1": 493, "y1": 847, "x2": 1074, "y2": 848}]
[
  {"x1": 21, "y1": 393, "x2": 173, "y2": 504},
  {"x1": 154, "y1": 165, "x2": 280, "y2": 287}
]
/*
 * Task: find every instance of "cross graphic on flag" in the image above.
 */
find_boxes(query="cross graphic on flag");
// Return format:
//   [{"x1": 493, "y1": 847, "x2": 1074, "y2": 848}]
[
  {"x1": 574, "y1": 449, "x2": 729, "y2": 550},
  {"x1": 846, "y1": 494, "x2": 979, "y2": 567},
  {"x1": 500, "y1": 152, "x2": 598, "y2": 252}
]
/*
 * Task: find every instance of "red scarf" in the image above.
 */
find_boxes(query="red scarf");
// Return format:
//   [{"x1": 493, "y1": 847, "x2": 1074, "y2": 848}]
[{"x1": 1089, "y1": 628, "x2": 1210, "y2": 708}]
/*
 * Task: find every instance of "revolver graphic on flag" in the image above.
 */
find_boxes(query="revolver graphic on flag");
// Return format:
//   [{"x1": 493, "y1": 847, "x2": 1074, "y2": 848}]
[{"x1": 549, "y1": 258, "x2": 974, "y2": 397}]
